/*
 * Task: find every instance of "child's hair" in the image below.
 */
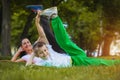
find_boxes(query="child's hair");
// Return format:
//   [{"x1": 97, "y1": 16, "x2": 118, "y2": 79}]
[
  {"x1": 33, "y1": 41, "x2": 46, "y2": 49},
  {"x1": 33, "y1": 41, "x2": 46, "y2": 57}
]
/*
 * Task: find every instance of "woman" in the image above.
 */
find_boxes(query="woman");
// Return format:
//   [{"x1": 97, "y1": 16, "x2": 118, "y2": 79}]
[
  {"x1": 11, "y1": 38, "x2": 33, "y2": 62},
  {"x1": 11, "y1": 38, "x2": 42, "y2": 63}
]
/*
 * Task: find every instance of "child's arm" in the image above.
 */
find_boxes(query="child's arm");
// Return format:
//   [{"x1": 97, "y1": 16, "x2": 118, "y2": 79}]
[
  {"x1": 26, "y1": 53, "x2": 35, "y2": 66},
  {"x1": 35, "y1": 10, "x2": 49, "y2": 44}
]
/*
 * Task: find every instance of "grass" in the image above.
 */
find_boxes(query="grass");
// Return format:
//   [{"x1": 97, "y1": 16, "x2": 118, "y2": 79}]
[{"x1": 0, "y1": 56, "x2": 120, "y2": 80}]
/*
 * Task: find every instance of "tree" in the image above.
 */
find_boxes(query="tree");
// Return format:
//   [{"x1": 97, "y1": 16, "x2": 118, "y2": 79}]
[
  {"x1": 58, "y1": 0, "x2": 102, "y2": 56},
  {"x1": 2, "y1": 0, "x2": 120, "y2": 56},
  {"x1": 0, "y1": 6, "x2": 2, "y2": 55},
  {"x1": 1, "y1": 0, "x2": 11, "y2": 56},
  {"x1": 78, "y1": 0, "x2": 120, "y2": 56},
  {"x1": 100, "y1": 0, "x2": 120, "y2": 56},
  {"x1": 10, "y1": 0, "x2": 65, "y2": 47},
  {"x1": 59, "y1": 0, "x2": 120, "y2": 56}
]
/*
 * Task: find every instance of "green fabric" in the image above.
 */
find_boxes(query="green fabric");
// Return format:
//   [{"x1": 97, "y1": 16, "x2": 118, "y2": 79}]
[
  {"x1": 51, "y1": 17, "x2": 86, "y2": 57},
  {"x1": 51, "y1": 16, "x2": 120, "y2": 66}
]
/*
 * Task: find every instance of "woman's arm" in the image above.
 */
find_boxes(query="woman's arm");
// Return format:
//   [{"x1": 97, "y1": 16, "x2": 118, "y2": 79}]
[
  {"x1": 35, "y1": 10, "x2": 49, "y2": 44},
  {"x1": 11, "y1": 47, "x2": 25, "y2": 62}
]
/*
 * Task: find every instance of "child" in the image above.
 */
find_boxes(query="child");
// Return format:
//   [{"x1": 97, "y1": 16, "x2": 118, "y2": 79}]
[{"x1": 26, "y1": 9, "x2": 72, "y2": 67}]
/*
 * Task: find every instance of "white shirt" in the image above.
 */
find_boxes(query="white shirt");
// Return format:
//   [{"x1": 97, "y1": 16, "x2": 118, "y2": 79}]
[
  {"x1": 35, "y1": 44, "x2": 72, "y2": 68},
  {"x1": 21, "y1": 54, "x2": 42, "y2": 63}
]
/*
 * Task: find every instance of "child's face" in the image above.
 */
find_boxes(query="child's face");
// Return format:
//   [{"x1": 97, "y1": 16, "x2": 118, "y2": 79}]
[{"x1": 35, "y1": 45, "x2": 49, "y2": 60}]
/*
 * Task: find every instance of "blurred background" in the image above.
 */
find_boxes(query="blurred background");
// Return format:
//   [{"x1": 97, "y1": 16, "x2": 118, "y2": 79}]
[{"x1": 1, "y1": 0, "x2": 120, "y2": 57}]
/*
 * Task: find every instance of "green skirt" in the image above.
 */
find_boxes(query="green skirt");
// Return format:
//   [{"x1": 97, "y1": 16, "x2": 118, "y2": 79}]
[{"x1": 51, "y1": 16, "x2": 120, "y2": 66}]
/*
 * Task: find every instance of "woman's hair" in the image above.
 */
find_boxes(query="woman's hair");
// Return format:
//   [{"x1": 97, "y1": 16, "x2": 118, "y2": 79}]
[
  {"x1": 19, "y1": 51, "x2": 26, "y2": 58},
  {"x1": 19, "y1": 37, "x2": 29, "y2": 46},
  {"x1": 19, "y1": 37, "x2": 29, "y2": 58}
]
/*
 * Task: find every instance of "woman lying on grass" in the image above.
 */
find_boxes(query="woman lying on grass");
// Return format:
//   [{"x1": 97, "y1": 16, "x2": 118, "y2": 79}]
[
  {"x1": 11, "y1": 7, "x2": 66, "y2": 63},
  {"x1": 26, "y1": 7, "x2": 120, "y2": 68},
  {"x1": 10, "y1": 37, "x2": 43, "y2": 63}
]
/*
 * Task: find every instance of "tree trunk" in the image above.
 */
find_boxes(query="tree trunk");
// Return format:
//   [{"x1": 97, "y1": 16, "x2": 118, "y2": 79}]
[
  {"x1": 102, "y1": 33, "x2": 113, "y2": 56},
  {"x1": 1, "y1": 0, "x2": 11, "y2": 56},
  {"x1": 0, "y1": 7, "x2": 2, "y2": 54}
]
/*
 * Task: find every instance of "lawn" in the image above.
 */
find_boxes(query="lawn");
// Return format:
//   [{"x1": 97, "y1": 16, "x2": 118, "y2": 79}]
[{"x1": 0, "y1": 56, "x2": 120, "y2": 80}]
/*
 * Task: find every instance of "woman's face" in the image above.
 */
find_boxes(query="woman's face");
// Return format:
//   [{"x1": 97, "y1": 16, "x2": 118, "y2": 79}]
[{"x1": 21, "y1": 38, "x2": 33, "y2": 52}]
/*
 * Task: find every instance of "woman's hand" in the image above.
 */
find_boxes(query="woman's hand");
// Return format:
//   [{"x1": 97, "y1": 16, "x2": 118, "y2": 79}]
[
  {"x1": 17, "y1": 47, "x2": 24, "y2": 53},
  {"x1": 11, "y1": 47, "x2": 24, "y2": 62}
]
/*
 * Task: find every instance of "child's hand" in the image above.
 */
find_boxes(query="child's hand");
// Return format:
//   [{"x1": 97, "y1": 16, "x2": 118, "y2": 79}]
[
  {"x1": 35, "y1": 10, "x2": 41, "y2": 23},
  {"x1": 37, "y1": 10, "x2": 42, "y2": 15}
]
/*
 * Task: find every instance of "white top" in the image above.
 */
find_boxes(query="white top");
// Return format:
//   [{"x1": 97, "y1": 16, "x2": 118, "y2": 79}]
[
  {"x1": 21, "y1": 54, "x2": 42, "y2": 63},
  {"x1": 35, "y1": 44, "x2": 72, "y2": 68}
]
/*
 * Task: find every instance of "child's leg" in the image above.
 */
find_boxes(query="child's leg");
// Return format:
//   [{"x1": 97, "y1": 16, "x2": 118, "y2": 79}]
[
  {"x1": 40, "y1": 16, "x2": 65, "y2": 53},
  {"x1": 51, "y1": 16, "x2": 86, "y2": 57}
]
